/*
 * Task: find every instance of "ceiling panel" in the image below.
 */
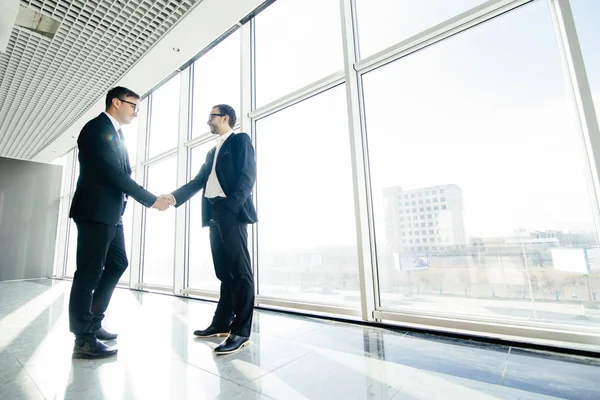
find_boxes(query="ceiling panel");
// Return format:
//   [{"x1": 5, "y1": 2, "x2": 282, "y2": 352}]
[{"x1": 0, "y1": 0, "x2": 201, "y2": 160}]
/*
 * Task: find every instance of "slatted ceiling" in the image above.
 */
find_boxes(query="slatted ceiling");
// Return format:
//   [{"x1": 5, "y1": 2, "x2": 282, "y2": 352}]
[{"x1": 0, "y1": 0, "x2": 200, "y2": 160}]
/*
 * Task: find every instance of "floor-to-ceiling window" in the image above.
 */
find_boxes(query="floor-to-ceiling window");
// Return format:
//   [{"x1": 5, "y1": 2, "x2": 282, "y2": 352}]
[
  {"x1": 570, "y1": 0, "x2": 600, "y2": 313},
  {"x1": 141, "y1": 77, "x2": 181, "y2": 288},
  {"x1": 362, "y1": 0, "x2": 598, "y2": 327},
  {"x1": 254, "y1": 0, "x2": 343, "y2": 107},
  {"x1": 184, "y1": 30, "x2": 242, "y2": 293},
  {"x1": 254, "y1": 86, "x2": 361, "y2": 307},
  {"x1": 354, "y1": 0, "x2": 488, "y2": 59},
  {"x1": 120, "y1": 117, "x2": 141, "y2": 282},
  {"x1": 186, "y1": 141, "x2": 219, "y2": 291},
  {"x1": 50, "y1": 0, "x2": 600, "y2": 350},
  {"x1": 51, "y1": 151, "x2": 73, "y2": 277}
]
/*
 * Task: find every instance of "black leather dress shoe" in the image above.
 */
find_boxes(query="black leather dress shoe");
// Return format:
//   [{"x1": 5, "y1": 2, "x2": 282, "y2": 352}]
[
  {"x1": 96, "y1": 327, "x2": 118, "y2": 341},
  {"x1": 193, "y1": 325, "x2": 229, "y2": 338},
  {"x1": 72, "y1": 340, "x2": 118, "y2": 359},
  {"x1": 214, "y1": 334, "x2": 249, "y2": 355}
]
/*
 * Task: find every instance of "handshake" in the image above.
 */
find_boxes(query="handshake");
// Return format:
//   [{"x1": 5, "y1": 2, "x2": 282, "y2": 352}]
[{"x1": 152, "y1": 194, "x2": 176, "y2": 211}]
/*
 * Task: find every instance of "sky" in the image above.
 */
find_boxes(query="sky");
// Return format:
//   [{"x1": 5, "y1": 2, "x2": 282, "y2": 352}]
[
  {"x1": 57, "y1": 0, "x2": 600, "y2": 257},
  {"x1": 252, "y1": 0, "x2": 600, "y2": 248}
]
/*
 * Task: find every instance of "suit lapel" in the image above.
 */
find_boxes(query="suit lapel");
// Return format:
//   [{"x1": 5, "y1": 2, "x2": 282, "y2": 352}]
[
  {"x1": 216, "y1": 133, "x2": 234, "y2": 165},
  {"x1": 207, "y1": 147, "x2": 217, "y2": 170},
  {"x1": 99, "y1": 114, "x2": 129, "y2": 173}
]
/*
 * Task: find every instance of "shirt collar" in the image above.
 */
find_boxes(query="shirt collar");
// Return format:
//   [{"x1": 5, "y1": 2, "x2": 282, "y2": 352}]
[
  {"x1": 217, "y1": 130, "x2": 234, "y2": 145},
  {"x1": 103, "y1": 111, "x2": 121, "y2": 133}
]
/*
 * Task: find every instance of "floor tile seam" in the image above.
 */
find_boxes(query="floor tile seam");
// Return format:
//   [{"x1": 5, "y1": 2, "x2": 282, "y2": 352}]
[
  {"x1": 250, "y1": 331, "x2": 330, "y2": 354},
  {"x1": 395, "y1": 367, "x2": 420, "y2": 395},
  {"x1": 12, "y1": 348, "x2": 48, "y2": 400},
  {"x1": 10, "y1": 346, "x2": 29, "y2": 371},
  {"x1": 500, "y1": 347, "x2": 511, "y2": 385},
  {"x1": 267, "y1": 326, "x2": 335, "y2": 343},
  {"x1": 21, "y1": 353, "x2": 145, "y2": 380},
  {"x1": 208, "y1": 386, "x2": 276, "y2": 400},
  {"x1": 283, "y1": 323, "x2": 332, "y2": 340},
  {"x1": 172, "y1": 345, "x2": 302, "y2": 390},
  {"x1": 0, "y1": 347, "x2": 28, "y2": 384},
  {"x1": 160, "y1": 356, "x2": 235, "y2": 385},
  {"x1": 240, "y1": 350, "x2": 316, "y2": 388}
]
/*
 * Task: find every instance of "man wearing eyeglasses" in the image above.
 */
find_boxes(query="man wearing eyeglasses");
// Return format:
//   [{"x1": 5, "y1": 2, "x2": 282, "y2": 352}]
[
  {"x1": 161, "y1": 104, "x2": 257, "y2": 355},
  {"x1": 68, "y1": 86, "x2": 171, "y2": 359}
]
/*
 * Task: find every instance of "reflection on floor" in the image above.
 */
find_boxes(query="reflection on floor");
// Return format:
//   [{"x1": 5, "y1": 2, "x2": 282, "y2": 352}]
[{"x1": 1, "y1": 279, "x2": 599, "y2": 400}]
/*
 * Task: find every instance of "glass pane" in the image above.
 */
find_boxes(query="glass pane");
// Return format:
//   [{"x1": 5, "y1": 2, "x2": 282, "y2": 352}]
[
  {"x1": 364, "y1": 1, "x2": 599, "y2": 327},
  {"x1": 191, "y1": 32, "x2": 240, "y2": 138},
  {"x1": 571, "y1": 0, "x2": 600, "y2": 312},
  {"x1": 65, "y1": 199, "x2": 77, "y2": 277},
  {"x1": 188, "y1": 141, "x2": 221, "y2": 291},
  {"x1": 572, "y1": 0, "x2": 600, "y2": 132},
  {"x1": 52, "y1": 198, "x2": 64, "y2": 277},
  {"x1": 355, "y1": 0, "x2": 486, "y2": 59},
  {"x1": 255, "y1": 0, "x2": 343, "y2": 107},
  {"x1": 51, "y1": 151, "x2": 69, "y2": 196},
  {"x1": 121, "y1": 99, "x2": 144, "y2": 166},
  {"x1": 142, "y1": 157, "x2": 177, "y2": 286},
  {"x1": 148, "y1": 76, "x2": 180, "y2": 158},
  {"x1": 73, "y1": 150, "x2": 80, "y2": 193},
  {"x1": 119, "y1": 171, "x2": 136, "y2": 284},
  {"x1": 256, "y1": 85, "x2": 360, "y2": 307}
]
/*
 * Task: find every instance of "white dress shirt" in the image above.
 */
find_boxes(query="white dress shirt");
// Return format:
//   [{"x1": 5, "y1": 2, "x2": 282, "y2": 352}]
[
  {"x1": 104, "y1": 111, "x2": 121, "y2": 134},
  {"x1": 205, "y1": 130, "x2": 234, "y2": 199}
]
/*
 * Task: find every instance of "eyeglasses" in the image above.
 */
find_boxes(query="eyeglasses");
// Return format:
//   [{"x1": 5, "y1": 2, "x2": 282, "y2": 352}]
[
  {"x1": 208, "y1": 113, "x2": 225, "y2": 120},
  {"x1": 118, "y1": 98, "x2": 140, "y2": 113}
]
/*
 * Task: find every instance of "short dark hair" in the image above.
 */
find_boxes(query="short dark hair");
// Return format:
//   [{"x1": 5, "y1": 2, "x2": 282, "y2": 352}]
[
  {"x1": 106, "y1": 86, "x2": 140, "y2": 110},
  {"x1": 213, "y1": 104, "x2": 236, "y2": 128}
]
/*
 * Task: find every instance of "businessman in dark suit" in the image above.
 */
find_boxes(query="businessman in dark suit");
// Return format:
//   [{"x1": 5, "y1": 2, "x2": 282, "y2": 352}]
[
  {"x1": 69, "y1": 86, "x2": 170, "y2": 359},
  {"x1": 162, "y1": 104, "x2": 257, "y2": 355}
]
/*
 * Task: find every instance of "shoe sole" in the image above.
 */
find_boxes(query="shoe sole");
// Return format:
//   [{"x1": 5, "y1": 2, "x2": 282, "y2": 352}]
[
  {"x1": 72, "y1": 350, "x2": 118, "y2": 360},
  {"x1": 214, "y1": 341, "x2": 249, "y2": 355},
  {"x1": 194, "y1": 333, "x2": 229, "y2": 338},
  {"x1": 97, "y1": 337, "x2": 118, "y2": 341}
]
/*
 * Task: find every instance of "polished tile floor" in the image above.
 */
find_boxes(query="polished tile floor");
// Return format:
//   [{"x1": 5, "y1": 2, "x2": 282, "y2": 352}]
[{"x1": 1, "y1": 279, "x2": 599, "y2": 400}]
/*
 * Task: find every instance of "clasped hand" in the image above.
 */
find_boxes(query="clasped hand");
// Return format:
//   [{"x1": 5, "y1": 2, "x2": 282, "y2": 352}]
[{"x1": 152, "y1": 194, "x2": 175, "y2": 211}]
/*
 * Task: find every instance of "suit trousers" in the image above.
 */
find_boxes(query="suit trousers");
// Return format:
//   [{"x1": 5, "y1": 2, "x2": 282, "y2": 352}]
[
  {"x1": 209, "y1": 201, "x2": 255, "y2": 337},
  {"x1": 69, "y1": 220, "x2": 128, "y2": 344}
]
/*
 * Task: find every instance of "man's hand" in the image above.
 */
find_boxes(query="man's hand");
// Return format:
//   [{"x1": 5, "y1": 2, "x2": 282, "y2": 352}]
[
  {"x1": 159, "y1": 193, "x2": 175, "y2": 206},
  {"x1": 152, "y1": 195, "x2": 172, "y2": 211}
]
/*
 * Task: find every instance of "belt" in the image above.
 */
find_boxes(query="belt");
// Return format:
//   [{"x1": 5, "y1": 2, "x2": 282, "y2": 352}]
[{"x1": 207, "y1": 196, "x2": 226, "y2": 204}]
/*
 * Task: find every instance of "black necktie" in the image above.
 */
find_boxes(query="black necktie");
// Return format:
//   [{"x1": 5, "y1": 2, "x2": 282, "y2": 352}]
[
  {"x1": 117, "y1": 129, "x2": 130, "y2": 205},
  {"x1": 117, "y1": 129, "x2": 130, "y2": 171}
]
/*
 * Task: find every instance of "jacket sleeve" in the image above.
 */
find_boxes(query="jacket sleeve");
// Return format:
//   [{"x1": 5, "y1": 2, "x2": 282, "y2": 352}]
[
  {"x1": 224, "y1": 133, "x2": 256, "y2": 213},
  {"x1": 171, "y1": 162, "x2": 210, "y2": 207},
  {"x1": 79, "y1": 124, "x2": 157, "y2": 207}
]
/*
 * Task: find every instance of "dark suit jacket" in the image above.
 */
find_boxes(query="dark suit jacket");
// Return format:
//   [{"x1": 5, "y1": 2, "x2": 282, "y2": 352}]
[
  {"x1": 69, "y1": 113, "x2": 156, "y2": 225},
  {"x1": 171, "y1": 132, "x2": 257, "y2": 227}
]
